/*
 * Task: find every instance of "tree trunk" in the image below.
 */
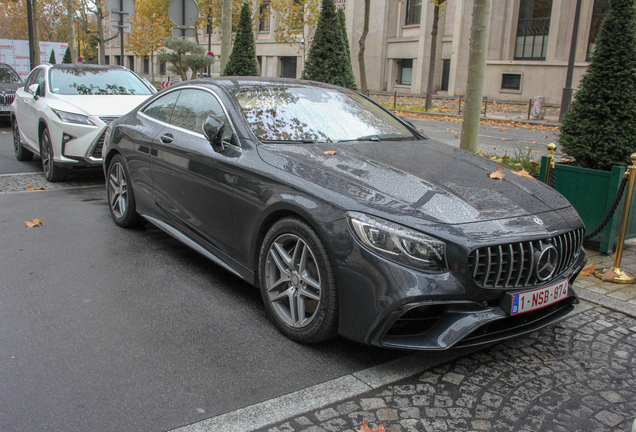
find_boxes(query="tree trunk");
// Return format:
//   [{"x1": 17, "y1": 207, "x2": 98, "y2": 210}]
[
  {"x1": 459, "y1": 0, "x2": 491, "y2": 153},
  {"x1": 425, "y1": 4, "x2": 441, "y2": 111},
  {"x1": 357, "y1": 0, "x2": 370, "y2": 91},
  {"x1": 33, "y1": 0, "x2": 41, "y2": 65},
  {"x1": 65, "y1": 0, "x2": 77, "y2": 63},
  {"x1": 220, "y1": 0, "x2": 233, "y2": 73},
  {"x1": 150, "y1": 51, "x2": 155, "y2": 83},
  {"x1": 96, "y1": 0, "x2": 106, "y2": 65}
]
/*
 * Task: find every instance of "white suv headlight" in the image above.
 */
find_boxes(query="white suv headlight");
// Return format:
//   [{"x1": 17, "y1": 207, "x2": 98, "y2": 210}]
[
  {"x1": 347, "y1": 211, "x2": 448, "y2": 273},
  {"x1": 51, "y1": 108, "x2": 95, "y2": 125}
]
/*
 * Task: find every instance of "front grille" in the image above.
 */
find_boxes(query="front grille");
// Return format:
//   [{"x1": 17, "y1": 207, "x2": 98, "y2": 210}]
[
  {"x1": 91, "y1": 131, "x2": 105, "y2": 158},
  {"x1": 99, "y1": 116, "x2": 118, "y2": 125},
  {"x1": 0, "y1": 94, "x2": 15, "y2": 105},
  {"x1": 468, "y1": 228, "x2": 584, "y2": 289}
]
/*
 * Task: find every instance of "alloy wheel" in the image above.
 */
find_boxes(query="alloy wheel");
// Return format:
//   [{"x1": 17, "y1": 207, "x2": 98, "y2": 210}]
[
  {"x1": 41, "y1": 131, "x2": 52, "y2": 177},
  {"x1": 108, "y1": 162, "x2": 128, "y2": 219},
  {"x1": 264, "y1": 234, "x2": 322, "y2": 329},
  {"x1": 12, "y1": 120, "x2": 20, "y2": 156}
]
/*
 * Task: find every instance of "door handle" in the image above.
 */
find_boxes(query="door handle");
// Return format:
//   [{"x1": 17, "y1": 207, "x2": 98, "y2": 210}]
[{"x1": 160, "y1": 133, "x2": 173, "y2": 144}]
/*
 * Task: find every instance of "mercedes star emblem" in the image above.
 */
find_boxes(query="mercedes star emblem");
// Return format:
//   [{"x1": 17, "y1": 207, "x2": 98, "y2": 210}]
[{"x1": 535, "y1": 244, "x2": 558, "y2": 281}]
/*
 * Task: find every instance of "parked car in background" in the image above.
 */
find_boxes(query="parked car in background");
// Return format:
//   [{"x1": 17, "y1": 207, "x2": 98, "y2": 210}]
[
  {"x1": 103, "y1": 78, "x2": 587, "y2": 350},
  {"x1": 0, "y1": 63, "x2": 23, "y2": 124},
  {"x1": 11, "y1": 64, "x2": 156, "y2": 181}
]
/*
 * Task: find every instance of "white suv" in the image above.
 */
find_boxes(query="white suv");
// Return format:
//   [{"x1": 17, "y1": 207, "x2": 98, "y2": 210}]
[{"x1": 11, "y1": 64, "x2": 156, "y2": 181}]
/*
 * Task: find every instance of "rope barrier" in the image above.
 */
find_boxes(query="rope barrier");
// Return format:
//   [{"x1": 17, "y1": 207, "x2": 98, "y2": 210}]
[{"x1": 585, "y1": 176, "x2": 629, "y2": 240}]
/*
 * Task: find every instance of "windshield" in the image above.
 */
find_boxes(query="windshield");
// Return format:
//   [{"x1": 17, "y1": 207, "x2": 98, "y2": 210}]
[
  {"x1": 49, "y1": 68, "x2": 153, "y2": 95},
  {"x1": 235, "y1": 85, "x2": 416, "y2": 143},
  {"x1": 0, "y1": 67, "x2": 21, "y2": 84}
]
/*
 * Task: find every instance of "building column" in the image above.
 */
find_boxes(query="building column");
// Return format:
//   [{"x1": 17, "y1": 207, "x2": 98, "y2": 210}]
[{"x1": 448, "y1": 0, "x2": 473, "y2": 96}]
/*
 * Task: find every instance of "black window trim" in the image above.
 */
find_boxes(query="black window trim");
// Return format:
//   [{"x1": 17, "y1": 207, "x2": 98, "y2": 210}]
[
  {"x1": 138, "y1": 86, "x2": 240, "y2": 146},
  {"x1": 500, "y1": 72, "x2": 523, "y2": 93}
]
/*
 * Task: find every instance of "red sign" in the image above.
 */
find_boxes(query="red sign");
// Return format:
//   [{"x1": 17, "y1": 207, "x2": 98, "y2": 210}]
[
  {"x1": 78, "y1": 57, "x2": 83, "y2": 63},
  {"x1": 161, "y1": 81, "x2": 175, "y2": 89},
  {"x1": 207, "y1": 52, "x2": 214, "y2": 57}
]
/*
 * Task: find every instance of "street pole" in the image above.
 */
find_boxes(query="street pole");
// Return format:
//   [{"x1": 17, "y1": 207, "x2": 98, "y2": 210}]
[
  {"x1": 559, "y1": 0, "x2": 582, "y2": 122},
  {"x1": 119, "y1": 0, "x2": 125, "y2": 66},
  {"x1": 26, "y1": 0, "x2": 36, "y2": 70}
]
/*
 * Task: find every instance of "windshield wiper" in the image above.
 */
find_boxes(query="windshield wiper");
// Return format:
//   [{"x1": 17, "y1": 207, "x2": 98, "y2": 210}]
[
  {"x1": 261, "y1": 139, "x2": 317, "y2": 144},
  {"x1": 336, "y1": 136, "x2": 381, "y2": 143}
]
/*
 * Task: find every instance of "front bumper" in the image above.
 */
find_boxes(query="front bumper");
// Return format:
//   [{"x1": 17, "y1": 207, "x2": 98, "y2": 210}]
[
  {"x1": 329, "y1": 218, "x2": 587, "y2": 350},
  {"x1": 48, "y1": 117, "x2": 110, "y2": 166}
]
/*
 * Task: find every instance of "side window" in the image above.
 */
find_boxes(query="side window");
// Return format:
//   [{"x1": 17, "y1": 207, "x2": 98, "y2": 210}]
[
  {"x1": 143, "y1": 91, "x2": 180, "y2": 124},
  {"x1": 24, "y1": 69, "x2": 42, "y2": 91},
  {"x1": 35, "y1": 70, "x2": 46, "y2": 96},
  {"x1": 170, "y1": 89, "x2": 232, "y2": 140}
]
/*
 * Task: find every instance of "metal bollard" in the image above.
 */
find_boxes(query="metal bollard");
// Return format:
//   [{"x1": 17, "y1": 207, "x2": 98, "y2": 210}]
[
  {"x1": 544, "y1": 143, "x2": 556, "y2": 186},
  {"x1": 594, "y1": 153, "x2": 636, "y2": 284},
  {"x1": 394, "y1": 91, "x2": 397, "y2": 109},
  {"x1": 458, "y1": 96, "x2": 462, "y2": 115}
]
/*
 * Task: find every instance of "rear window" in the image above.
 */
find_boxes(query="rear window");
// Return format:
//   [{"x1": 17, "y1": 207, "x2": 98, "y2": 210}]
[{"x1": 49, "y1": 68, "x2": 153, "y2": 95}]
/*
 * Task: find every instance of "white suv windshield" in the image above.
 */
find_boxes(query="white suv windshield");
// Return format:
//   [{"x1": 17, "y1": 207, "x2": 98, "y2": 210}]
[
  {"x1": 50, "y1": 68, "x2": 153, "y2": 95},
  {"x1": 235, "y1": 85, "x2": 416, "y2": 143}
]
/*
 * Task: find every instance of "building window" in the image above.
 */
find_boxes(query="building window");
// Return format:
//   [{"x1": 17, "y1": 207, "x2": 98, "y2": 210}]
[
  {"x1": 587, "y1": 0, "x2": 609, "y2": 60},
  {"x1": 514, "y1": 0, "x2": 553, "y2": 60},
  {"x1": 501, "y1": 73, "x2": 522, "y2": 91},
  {"x1": 257, "y1": 56, "x2": 263, "y2": 75},
  {"x1": 260, "y1": 1, "x2": 270, "y2": 31},
  {"x1": 105, "y1": 55, "x2": 110, "y2": 65},
  {"x1": 159, "y1": 62, "x2": 166, "y2": 75},
  {"x1": 127, "y1": 55, "x2": 135, "y2": 71},
  {"x1": 405, "y1": 0, "x2": 422, "y2": 25},
  {"x1": 143, "y1": 58, "x2": 149, "y2": 74},
  {"x1": 397, "y1": 59, "x2": 413, "y2": 85},
  {"x1": 441, "y1": 59, "x2": 451, "y2": 91},
  {"x1": 114, "y1": 55, "x2": 121, "y2": 66},
  {"x1": 280, "y1": 56, "x2": 297, "y2": 78}
]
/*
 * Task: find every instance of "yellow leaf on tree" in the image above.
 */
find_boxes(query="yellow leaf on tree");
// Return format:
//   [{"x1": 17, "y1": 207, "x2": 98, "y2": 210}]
[
  {"x1": 488, "y1": 166, "x2": 505, "y2": 180},
  {"x1": 25, "y1": 219, "x2": 44, "y2": 228},
  {"x1": 357, "y1": 420, "x2": 387, "y2": 432}
]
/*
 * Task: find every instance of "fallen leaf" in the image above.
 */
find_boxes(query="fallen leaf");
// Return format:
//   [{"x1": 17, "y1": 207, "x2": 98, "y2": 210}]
[
  {"x1": 25, "y1": 219, "x2": 44, "y2": 228},
  {"x1": 454, "y1": 133, "x2": 459, "y2": 138},
  {"x1": 493, "y1": 147, "x2": 497, "y2": 150},
  {"x1": 324, "y1": 150, "x2": 337, "y2": 155},
  {"x1": 580, "y1": 264, "x2": 598, "y2": 276},
  {"x1": 26, "y1": 184, "x2": 48, "y2": 191},
  {"x1": 488, "y1": 167, "x2": 505, "y2": 180},
  {"x1": 531, "y1": 150, "x2": 541, "y2": 153},
  {"x1": 1, "y1": 131, "x2": 6, "y2": 134},
  {"x1": 530, "y1": 161, "x2": 539, "y2": 167},
  {"x1": 512, "y1": 168, "x2": 534, "y2": 179},
  {"x1": 562, "y1": 158, "x2": 570, "y2": 162},
  {"x1": 357, "y1": 420, "x2": 387, "y2": 432},
  {"x1": 544, "y1": 135, "x2": 549, "y2": 139},
  {"x1": 501, "y1": 138, "x2": 507, "y2": 141},
  {"x1": 602, "y1": 269, "x2": 618, "y2": 282},
  {"x1": 532, "y1": 141, "x2": 537, "y2": 144},
  {"x1": 525, "y1": 146, "x2": 531, "y2": 149}
]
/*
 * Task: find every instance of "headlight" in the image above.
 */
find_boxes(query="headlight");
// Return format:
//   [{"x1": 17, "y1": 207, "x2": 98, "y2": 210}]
[
  {"x1": 51, "y1": 108, "x2": 95, "y2": 125},
  {"x1": 347, "y1": 211, "x2": 447, "y2": 273}
]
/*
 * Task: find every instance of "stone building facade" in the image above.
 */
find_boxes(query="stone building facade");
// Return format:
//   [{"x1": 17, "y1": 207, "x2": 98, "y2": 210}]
[{"x1": 102, "y1": 0, "x2": 608, "y2": 104}]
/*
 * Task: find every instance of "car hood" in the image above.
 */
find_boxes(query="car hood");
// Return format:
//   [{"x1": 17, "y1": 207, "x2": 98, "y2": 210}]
[
  {"x1": 46, "y1": 94, "x2": 150, "y2": 117},
  {"x1": 0, "y1": 83, "x2": 21, "y2": 93},
  {"x1": 257, "y1": 139, "x2": 573, "y2": 225}
]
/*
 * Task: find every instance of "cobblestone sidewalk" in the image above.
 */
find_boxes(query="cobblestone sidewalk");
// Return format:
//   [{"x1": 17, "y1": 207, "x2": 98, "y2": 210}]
[{"x1": 258, "y1": 307, "x2": 636, "y2": 432}]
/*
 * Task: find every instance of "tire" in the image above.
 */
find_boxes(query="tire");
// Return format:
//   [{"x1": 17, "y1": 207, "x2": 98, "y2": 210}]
[
  {"x1": 40, "y1": 127, "x2": 66, "y2": 182},
  {"x1": 13, "y1": 117, "x2": 33, "y2": 161},
  {"x1": 107, "y1": 154, "x2": 143, "y2": 228},
  {"x1": 258, "y1": 217, "x2": 338, "y2": 343}
]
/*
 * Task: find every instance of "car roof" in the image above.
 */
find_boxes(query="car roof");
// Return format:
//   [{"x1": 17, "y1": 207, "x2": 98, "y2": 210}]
[
  {"x1": 172, "y1": 77, "x2": 352, "y2": 95},
  {"x1": 48, "y1": 64, "x2": 128, "y2": 71}
]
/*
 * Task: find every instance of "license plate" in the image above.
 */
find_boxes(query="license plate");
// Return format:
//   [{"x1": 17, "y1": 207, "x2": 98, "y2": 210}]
[{"x1": 510, "y1": 279, "x2": 569, "y2": 315}]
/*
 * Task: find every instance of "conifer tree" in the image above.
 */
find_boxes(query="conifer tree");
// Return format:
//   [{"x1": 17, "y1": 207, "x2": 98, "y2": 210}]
[
  {"x1": 222, "y1": 2, "x2": 259, "y2": 76},
  {"x1": 336, "y1": 8, "x2": 353, "y2": 81},
  {"x1": 301, "y1": 0, "x2": 357, "y2": 89},
  {"x1": 560, "y1": 0, "x2": 636, "y2": 171},
  {"x1": 49, "y1": 49, "x2": 56, "y2": 64},
  {"x1": 62, "y1": 47, "x2": 72, "y2": 64}
]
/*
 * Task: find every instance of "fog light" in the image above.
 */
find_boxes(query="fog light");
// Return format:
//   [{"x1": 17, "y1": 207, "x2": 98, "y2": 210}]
[{"x1": 62, "y1": 133, "x2": 74, "y2": 144}]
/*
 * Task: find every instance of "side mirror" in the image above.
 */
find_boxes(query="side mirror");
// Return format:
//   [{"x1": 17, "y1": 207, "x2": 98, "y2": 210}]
[
  {"x1": 28, "y1": 83, "x2": 39, "y2": 99},
  {"x1": 203, "y1": 115, "x2": 226, "y2": 153}
]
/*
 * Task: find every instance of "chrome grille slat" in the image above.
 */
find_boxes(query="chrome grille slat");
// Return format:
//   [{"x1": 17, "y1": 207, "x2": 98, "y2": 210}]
[
  {"x1": 468, "y1": 228, "x2": 584, "y2": 289},
  {"x1": 1, "y1": 94, "x2": 15, "y2": 105}
]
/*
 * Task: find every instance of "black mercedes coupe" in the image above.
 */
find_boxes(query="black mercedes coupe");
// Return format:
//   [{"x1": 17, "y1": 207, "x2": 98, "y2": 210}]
[{"x1": 102, "y1": 78, "x2": 586, "y2": 350}]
